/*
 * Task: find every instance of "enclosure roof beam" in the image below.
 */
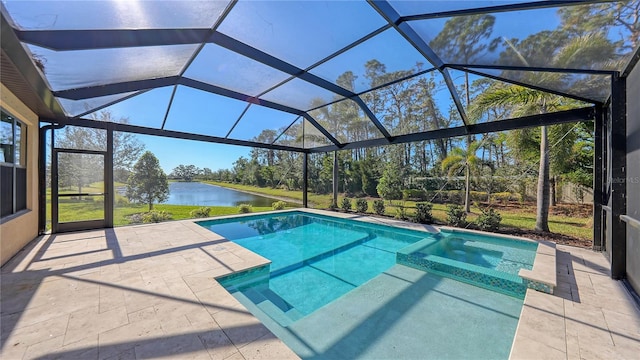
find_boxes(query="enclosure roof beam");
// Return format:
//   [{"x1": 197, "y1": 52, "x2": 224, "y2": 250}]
[
  {"x1": 53, "y1": 77, "x2": 342, "y2": 148},
  {"x1": 398, "y1": 1, "x2": 617, "y2": 21},
  {"x1": 368, "y1": 1, "x2": 472, "y2": 128},
  {"x1": 178, "y1": 78, "x2": 341, "y2": 148},
  {"x1": 352, "y1": 96, "x2": 392, "y2": 141},
  {"x1": 16, "y1": 28, "x2": 211, "y2": 51},
  {"x1": 41, "y1": 117, "x2": 311, "y2": 154},
  {"x1": 308, "y1": 106, "x2": 595, "y2": 153},
  {"x1": 441, "y1": 68, "x2": 470, "y2": 127},
  {"x1": 446, "y1": 63, "x2": 617, "y2": 76},
  {"x1": 1, "y1": 12, "x2": 66, "y2": 119},
  {"x1": 301, "y1": 113, "x2": 342, "y2": 148},
  {"x1": 16, "y1": 27, "x2": 362, "y2": 102},
  {"x1": 210, "y1": 31, "x2": 387, "y2": 141},
  {"x1": 54, "y1": 77, "x2": 180, "y2": 100},
  {"x1": 368, "y1": 0, "x2": 444, "y2": 69},
  {"x1": 452, "y1": 66, "x2": 604, "y2": 105}
]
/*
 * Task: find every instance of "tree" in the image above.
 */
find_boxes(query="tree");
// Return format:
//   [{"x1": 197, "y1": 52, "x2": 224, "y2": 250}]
[
  {"x1": 430, "y1": 14, "x2": 499, "y2": 105},
  {"x1": 377, "y1": 148, "x2": 404, "y2": 202},
  {"x1": 472, "y1": 85, "x2": 576, "y2": 231},
  {"x1": 441, "y1": 141, "x2": 485, "y2": 212},
  {"x1": 55, "y1": 110, "x2": 145, "y2": 184},
  {"x1": 469, "y1": 8, "x2": 616, "y2": 230},
  {"x1": 201, "y1": 167, "x2": 213, "y2": 180},
  {"x1": 127, "y1": 151, "x2": 169, "y2": 211},
  {"x1": 56, "y1": 151, "x2": 102, "y2": 198},
  {"x1": 171, "y1": 164, "x2": 200, "y2": 182}
]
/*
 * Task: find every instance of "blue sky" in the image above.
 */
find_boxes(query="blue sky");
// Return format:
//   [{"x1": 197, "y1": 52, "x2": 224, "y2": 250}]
[{"x1": 138, "y1": 135, "x2": 251, "y2": 174}]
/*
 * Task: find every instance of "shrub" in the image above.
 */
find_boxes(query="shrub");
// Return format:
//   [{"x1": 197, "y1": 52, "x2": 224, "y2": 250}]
[
  {"x1": 394, "y1": 204, "x2": 409, "y2": 221},
  {"x1": 355, "y1": 198, "x2": 368, "y2": 213},
  {"x1": 446, "y1": 191, "x2": 463, "y2": 203},
  {"x1": 272, "y1": 201, "x2": 287, "y2": 210},
  {"x1": 341, "y1": 198, "x2": 352, "y2": 212},
  {"x1": 470, "y1": 191, "x2": 488, "y2": 202},
  {"x1": 129, "y1": 213, "x2": 144, "y2": 224},
  {"x1": 446, "y1": 204, "x2": 467, "y2": 227},
  {"x1": 189, "y1": 207, "x2": 211, "y2": 218},
  {"x1": 373, "y1": 199, "x2": 385, "y2": 215},
  {"x1": 115, "y1": 196, "x2": 130, "y2": 207},
  {"x1": 490, "y1": 192, "x2": 520, "y2": 204},
  {"x1": 414, "y1": 202, "x2": 434, "y2": 224},
  {"x1": 402, "y1": 189, "x2": 427, "y2": 201},
  {"x1": 142, "y1": 210, "x2": 172, "y2": 223},
  {"x1": 238, "y1": 204, "x2": 253, "y2": 213},
  {"x1": 476, "y1": 207, "x2": 502, "y2": 231}
]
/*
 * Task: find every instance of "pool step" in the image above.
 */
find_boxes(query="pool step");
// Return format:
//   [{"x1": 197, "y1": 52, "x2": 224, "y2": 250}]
[
  {"x1": 241, "y1": 287, "x2": 302, "y2": 327},
  {"x1": 397, "y1": 252, "x2": 527, "y2": 298}
]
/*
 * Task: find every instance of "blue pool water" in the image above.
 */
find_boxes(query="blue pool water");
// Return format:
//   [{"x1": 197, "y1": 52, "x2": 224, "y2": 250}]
[
  {"x1": 397, "y1": 229, "x2": 538, "y2": 298},
  {"x1": 414, "y1": 231, "x2": 537, "y2": 275},
  {"x1": 199, "y1": 212, "x2": 429, "y2": 320},
  {"x1": 197, "y1": 211, "x2": 538, "y2": 359}
]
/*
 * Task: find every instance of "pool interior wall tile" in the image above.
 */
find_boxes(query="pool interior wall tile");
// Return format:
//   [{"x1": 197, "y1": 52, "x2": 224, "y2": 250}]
[{"x1": 519, "y1": 241, "x2": 557, "y2": 294}]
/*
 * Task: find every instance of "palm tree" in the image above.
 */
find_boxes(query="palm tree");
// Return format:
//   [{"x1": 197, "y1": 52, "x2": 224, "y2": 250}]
[
  {"x1": 441, "y1": 140, "x2": 485, "y2": 213},
  {"x1": 471, "y1": 85, "x2": 578, "y2": 231},
  {"x1": 468, "y1": 20, "x2": 620, "y2": 231}
]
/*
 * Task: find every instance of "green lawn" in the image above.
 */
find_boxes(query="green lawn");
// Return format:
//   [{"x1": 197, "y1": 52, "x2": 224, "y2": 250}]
[
  {"x1": 45, "y1": 182, "x2": 276, "y2": 229},
  {"x1": 207, "y1": 181, "x2": 593, "y2": 241},
  {"x1": 46, "y1": 181, "x2": 592, "y2": 242}
]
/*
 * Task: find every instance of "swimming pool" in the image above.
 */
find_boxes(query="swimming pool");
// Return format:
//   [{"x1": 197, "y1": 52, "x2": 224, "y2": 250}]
[
  {"x1": 199, "y1": 211, "x2": 428, "y2": 322},
  {"x1": 197, "y1": 211, "x2": 535, "y2": 359}
]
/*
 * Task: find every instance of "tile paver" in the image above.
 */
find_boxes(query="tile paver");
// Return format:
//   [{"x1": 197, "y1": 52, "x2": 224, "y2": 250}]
[
  {"x1": 1, "y1": 219, "x2": 297, "y2": 360},
  {"x1": 510, "y1": 244, "x2": 640, "y2": 360}
]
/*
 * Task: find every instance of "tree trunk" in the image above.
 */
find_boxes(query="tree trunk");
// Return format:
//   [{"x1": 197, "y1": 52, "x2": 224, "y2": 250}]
[
  {"x1": 465, "y1": 166, "x2": 471, "y2": 213},
  {"x1": 550, "y1": 176, "x2": 557, "y2": 206},
  {"x1": 535, "y1": 126, "x2": 550, "y2": 232},
  {"x1": 149, "y1": 202, "x2": 153, "y2": 211}
]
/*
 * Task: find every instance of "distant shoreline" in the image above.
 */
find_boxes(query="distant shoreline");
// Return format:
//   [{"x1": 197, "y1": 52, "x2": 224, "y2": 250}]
[{"x1": 199, "y1": 181, "x2": 303, "y2": 206}]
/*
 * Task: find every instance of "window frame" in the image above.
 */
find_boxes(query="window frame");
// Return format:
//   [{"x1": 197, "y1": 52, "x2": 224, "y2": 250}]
[{"x1": 1, "y1": 108, "x2": 28, "y2": 219}]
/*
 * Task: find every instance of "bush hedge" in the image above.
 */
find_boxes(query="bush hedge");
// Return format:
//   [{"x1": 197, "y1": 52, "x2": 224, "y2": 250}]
[
  {"x1": 446, "y1": 204, "x2": 468, "y2": 227},
  {"x1": 341, "y1": 198, "x2": 352, "y2": 212},
  {"x1": 414, "y1": 202, "x2": 434, "y2": 224},
  {"x1": 355, "y1": 198, "x2": 368, "y2": 213},
  {"x1": 373, "y1": 200, "x2": 385, "y2": 215}
]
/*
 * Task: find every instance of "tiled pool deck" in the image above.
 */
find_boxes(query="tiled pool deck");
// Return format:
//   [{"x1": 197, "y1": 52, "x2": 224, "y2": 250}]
[{"x1": 1, "y1": 209, "x2": 639, "y2": 359}]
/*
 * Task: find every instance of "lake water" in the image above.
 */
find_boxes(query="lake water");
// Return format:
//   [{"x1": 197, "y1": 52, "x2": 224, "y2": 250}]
[{"x1": 163, "y1": 182, "x2": 293, "y2": 207}]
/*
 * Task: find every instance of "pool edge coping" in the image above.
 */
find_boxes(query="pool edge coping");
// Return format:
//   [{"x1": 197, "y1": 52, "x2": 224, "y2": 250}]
[{"x1": 190, "y1": 208, "x2": 557, "y2": 293}]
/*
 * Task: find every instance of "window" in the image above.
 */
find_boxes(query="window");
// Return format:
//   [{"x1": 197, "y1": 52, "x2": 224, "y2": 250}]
[{"x1": 1, "y1": 109, "x2": 27, "y2": 218}]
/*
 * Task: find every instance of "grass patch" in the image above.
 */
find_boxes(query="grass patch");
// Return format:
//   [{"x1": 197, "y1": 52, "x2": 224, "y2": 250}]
[
  {"x1": 47, "y1": 181, "x2": 592, "y2": 242},
  {"x1": 48, "y1": 201, "x2": 273, "y2": 228},
  {"x1": 46, "y1": 183, "x2": 276, "y2": 229},
  {"x1": 209, "y1": 182, "x2": 592, "y2": 241}
]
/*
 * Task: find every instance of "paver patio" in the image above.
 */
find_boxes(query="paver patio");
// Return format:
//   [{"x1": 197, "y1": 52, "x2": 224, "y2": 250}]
[{"x1": 1, "y1": 220, "x2": 298, "y2": 360}]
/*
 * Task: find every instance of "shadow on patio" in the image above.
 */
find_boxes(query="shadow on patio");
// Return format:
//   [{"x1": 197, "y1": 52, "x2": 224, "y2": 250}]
[{"x1": 0, "y1": 220, "x2": 298, "y2": 359}]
